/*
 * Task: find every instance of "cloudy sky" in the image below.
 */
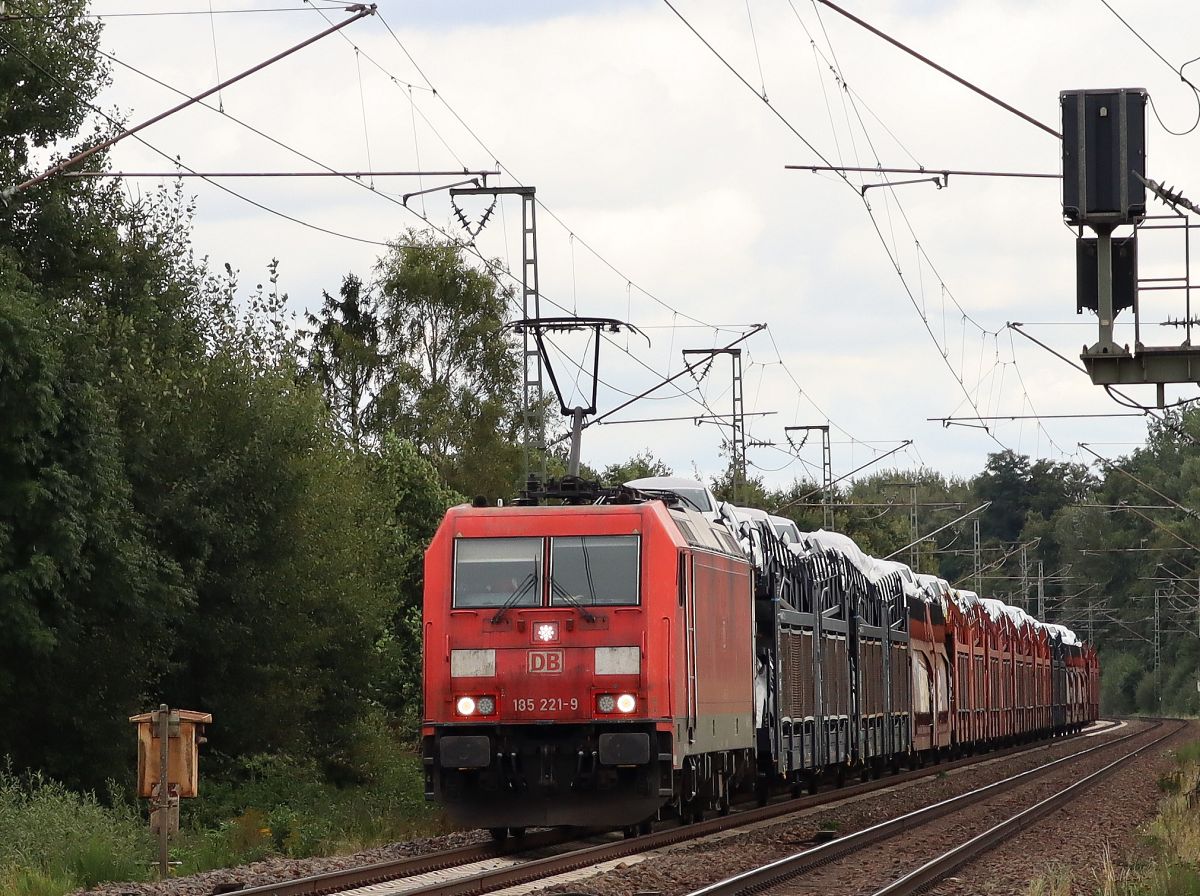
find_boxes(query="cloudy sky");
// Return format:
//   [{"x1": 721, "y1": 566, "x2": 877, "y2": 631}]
[{"x1": 80, "y1": 0, "x2": 1200, "y2": 487}]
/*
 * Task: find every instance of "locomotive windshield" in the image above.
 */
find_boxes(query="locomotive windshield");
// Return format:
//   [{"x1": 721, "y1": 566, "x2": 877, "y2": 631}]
[
  {"x1": 550, "y1": 535, "x2": 640, "y2": 606},
  {"x1": 452, "y1": 537, "x2": 542, "y2": 608}
]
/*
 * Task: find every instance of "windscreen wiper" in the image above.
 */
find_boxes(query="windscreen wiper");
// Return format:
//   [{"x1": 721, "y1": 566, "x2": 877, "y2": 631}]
[
  {"x1": 491, "y1": 572, "x2": 537, "y2": 624},
  {"x1": 550, "y1": 577, "x2": 598, "y2": 623}
]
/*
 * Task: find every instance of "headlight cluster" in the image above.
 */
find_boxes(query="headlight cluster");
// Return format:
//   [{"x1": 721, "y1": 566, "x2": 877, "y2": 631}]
[
  {"x1": 596, "y1": 693, "x2": 637, "y2": 714},
  {"x1": 455, "y1": 695, "x2": 497, "y2": 716}
]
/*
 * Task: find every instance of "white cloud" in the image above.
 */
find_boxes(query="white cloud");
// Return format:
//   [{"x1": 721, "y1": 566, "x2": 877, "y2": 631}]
[{"x1": 82, "y1": 0, "x2": 1199, "y2": 486}]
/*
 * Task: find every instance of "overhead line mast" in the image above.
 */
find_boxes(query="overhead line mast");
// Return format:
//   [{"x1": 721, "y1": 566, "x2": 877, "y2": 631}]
[
  {"x1": 450, "y1": 184, "x2": 547, "y2": 484},
  {"x1": 683, "y1": 347, "x2": 747, "y2": 503}
]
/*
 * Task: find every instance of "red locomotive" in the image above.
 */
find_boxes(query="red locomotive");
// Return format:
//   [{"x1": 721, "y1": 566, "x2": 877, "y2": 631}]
[
  {"x1": 421, "y1": 494, "x2": 755, "y2": 834},
  {"x1": 421, "y1": 481, "x2": 1099, "y2": 836}
]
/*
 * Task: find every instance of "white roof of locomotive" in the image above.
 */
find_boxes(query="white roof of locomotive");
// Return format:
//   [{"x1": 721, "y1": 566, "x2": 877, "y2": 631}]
[{"x1": 625, "y1": 477, "x2": 717, "y2": 515}]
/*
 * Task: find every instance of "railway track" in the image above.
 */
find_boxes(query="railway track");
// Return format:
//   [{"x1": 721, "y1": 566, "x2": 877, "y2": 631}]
[
  {"x1": 226, "y1": 721, "x2": 1125, "y2": 896},
  {"x1": 867, "y1": 719, "x2": 1184, "y2": 896},
  {"x1": 686, "y1": 719, "x2": 1182, "y2": 896}
]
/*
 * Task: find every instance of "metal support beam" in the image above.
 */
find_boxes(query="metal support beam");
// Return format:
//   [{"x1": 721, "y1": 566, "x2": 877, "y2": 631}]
[
  {"x1": 1154, "y1": 590, "x2": 1162, "y2": 707},
  {"x1": 909, "y1": 485, "x2": 918, "y2": 572},
  {"x1": 973, "y1": 519, "x2": 982, "y2": 595},
  {"x1": 520, "y1": 192, "x2": 545, "y2": 482},
  {"x1": 1020, "y1": 544, "x2": 1029, "y2": 612},
  {"x1": 451, "y1": 185, "x2": 545, "y2": 484},
  {"x1": 786, "y1": 425, "x2": 833, "y2": 529},
  {"x1": 683, "y1": 348, "x2": 746, "y2": 503}
]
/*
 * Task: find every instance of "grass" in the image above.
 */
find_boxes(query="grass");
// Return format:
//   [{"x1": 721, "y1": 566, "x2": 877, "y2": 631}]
[
  {"x1": 0, "y1": 763, "x2": 152, "y2": 895},
  {"x1": 1023, "y1": 741, "x2": 1200, "y2": 896},
  {"x1": 0, "y1": 734, "x2": 450, "y2": 896},
  {"x1": 1028, "y1": 739, "x2": 1200, "y2": 896},
  {"x1": 1026, "y1": 865, "x2": 1071, "y2": 896}
]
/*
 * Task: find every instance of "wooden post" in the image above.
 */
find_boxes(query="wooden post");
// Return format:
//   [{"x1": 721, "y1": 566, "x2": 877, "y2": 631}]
[{"x1": 157, "y1": 704, "x2": 169, "y2": 879}]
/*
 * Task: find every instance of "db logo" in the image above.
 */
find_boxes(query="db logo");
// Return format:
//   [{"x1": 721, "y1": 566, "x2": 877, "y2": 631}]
[{"x1": 528, "y1": 650, "x2": 564, "y2": 673}]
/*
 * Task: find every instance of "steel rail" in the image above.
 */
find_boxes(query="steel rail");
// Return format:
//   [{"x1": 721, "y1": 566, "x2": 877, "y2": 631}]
[
  {"x1": 870, "y1": 719, "x2": 1185, "y2": 896},
  {"x1": 685, "y1": 722, "x2": 1159, "y2": 896},
  {"x1": 227, "y1": 828, "x2": 575, "y2": 896},
  {"x1": 233, "y1": 722, "x2": 1120, "y2": 896}
]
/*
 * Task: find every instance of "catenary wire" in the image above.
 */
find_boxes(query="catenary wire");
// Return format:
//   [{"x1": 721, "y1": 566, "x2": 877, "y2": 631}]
[
  {"x1": 1097, "y1": 0, "x2": 1200, "y2": 136},
  {"x1": 0, "y1": 31, "x2": 396, "y2": 248},
  {"x1": 664, "y1": 1, "x2": 1006, "y2": 445},
  {"x1": 800, "y1": 1, "x2": 1071, "y2": 455}
]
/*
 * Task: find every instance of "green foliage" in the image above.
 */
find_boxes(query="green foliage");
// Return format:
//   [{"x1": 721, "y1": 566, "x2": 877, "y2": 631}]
[
  {"x1": 304, "y1": 273, "x2": 381, "y2": 448},
  {"x1": 0, "y1": 765, "x2": 150, "y2": 892},
  {"x1": 0, "y1": 255, "x2": 189, "y2": 788},
  {"x1": 1174, "y1": 742, "x2": 1200, "y2": 768},
  {"x1": 178, "y1": 731, "x2": 443, "y2": 868},
  {"x1": 0, "y1": 0, "x2": 489, "y2": 795},
  {"x1": 0, "y1": 867, "x2": 76, "y2": 896},
  {"x1": 372, "y1": 437, "x2": 465, "y2": 725},
  {"x1": 710, "y1": 467, "x2": 775, "y2": 509},
  {"x1": 603, "y1": 450, "x2": 672, "y2": 485},
  {"x1": 975, "y1": 450, "x2": 1095, "y2": 543},
  {"x1": 0, "y1": 749, "x2": 446, "y2": 893},
  {"x1": 371, "y1": 230, "x2": 522, "y2": 499},
  {"x1": 1100, "y1": 652, "x2": 1144, "y2": 715}
]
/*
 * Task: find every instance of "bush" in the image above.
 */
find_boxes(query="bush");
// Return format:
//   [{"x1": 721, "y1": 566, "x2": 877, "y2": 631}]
[
  {"x1": 0, "y1": 727, "x2": 450, "y2": 892},
  {"x1": 174, "y1": 725, "x2": 448, "y2": 870}
]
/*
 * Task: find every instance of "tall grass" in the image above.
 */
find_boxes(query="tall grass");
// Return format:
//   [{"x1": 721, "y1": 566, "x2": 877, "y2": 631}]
[
  {"x1": 0, "y1": 762, "x2": 152, "y2": 894},
  {"x1": 182, "y1": 739, "x2": 449, "y2": 866},
  {"x1": 1083, "y1": 740, "x2": 1200, "y2": 896},
  {"x1": 0, "y1": 730, "x2": 450, "y2": 895}
]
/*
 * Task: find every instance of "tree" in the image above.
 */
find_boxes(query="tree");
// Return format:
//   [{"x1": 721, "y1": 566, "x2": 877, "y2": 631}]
[
  {"x1": 974, "y1": 450, "x2": 1032, "y2": 543},
  {"x1": 602, "y1": 450, "x2": 671, "y2": 485},
  {"x1": 1099, "y1": 651, "x2": 1141, "y2": 714},
  {"x1": 305, "y1": 273, "x2": 381, "y2": 448},
  {"x1": 371, "y1": 230, "x2": 521, "y2": 498},
  {"x1": 0, "y1": 255, "x2": 192, "y2": 788},
  {"x1": 370, "y1": 436, "x2": 464, "y2": 726},
  {"x1": 710, "y1": 466, "x2": 774, "y2": 508}
]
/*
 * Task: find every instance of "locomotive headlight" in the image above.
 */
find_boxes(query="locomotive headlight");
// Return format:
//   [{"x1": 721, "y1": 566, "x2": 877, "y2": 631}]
[
  {"x1": 456, "y1": 696, "x2": 477, "y2": 716},
  {"x1": 476, "y1": 696, "x2": 496, "y2": 715},
  {"x1": 534, "y1": 622, "x2": 559, "y2": 643},
  {"x1": 597, "y1": 694, "x2": 616, "y2": 713},
  {"x1": 616, "y1": 693, "x2": 637, "y2": 714}
]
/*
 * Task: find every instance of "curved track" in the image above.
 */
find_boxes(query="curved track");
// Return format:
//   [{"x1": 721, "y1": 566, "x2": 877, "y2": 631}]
[
  {"x1": 868, "y1": 719, "x2": 1184, "y2": 896},
  {"x1": 686, "y1": 719, "x2": 1180, "y2": 896}
]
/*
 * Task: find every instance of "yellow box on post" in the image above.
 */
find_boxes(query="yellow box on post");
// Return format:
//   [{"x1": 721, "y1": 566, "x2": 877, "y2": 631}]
[{"x1": 128, "y1": 709, "x2": 212, "y2": 798}]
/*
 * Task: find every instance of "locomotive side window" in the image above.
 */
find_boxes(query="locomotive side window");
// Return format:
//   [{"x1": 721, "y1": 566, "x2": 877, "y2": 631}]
[
  {"x1": 452, "y1": 537, "x2": 543, "y2": 608},
  {"x1": 549, "y1": 535, "x2": 640, "y2": 606}
]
